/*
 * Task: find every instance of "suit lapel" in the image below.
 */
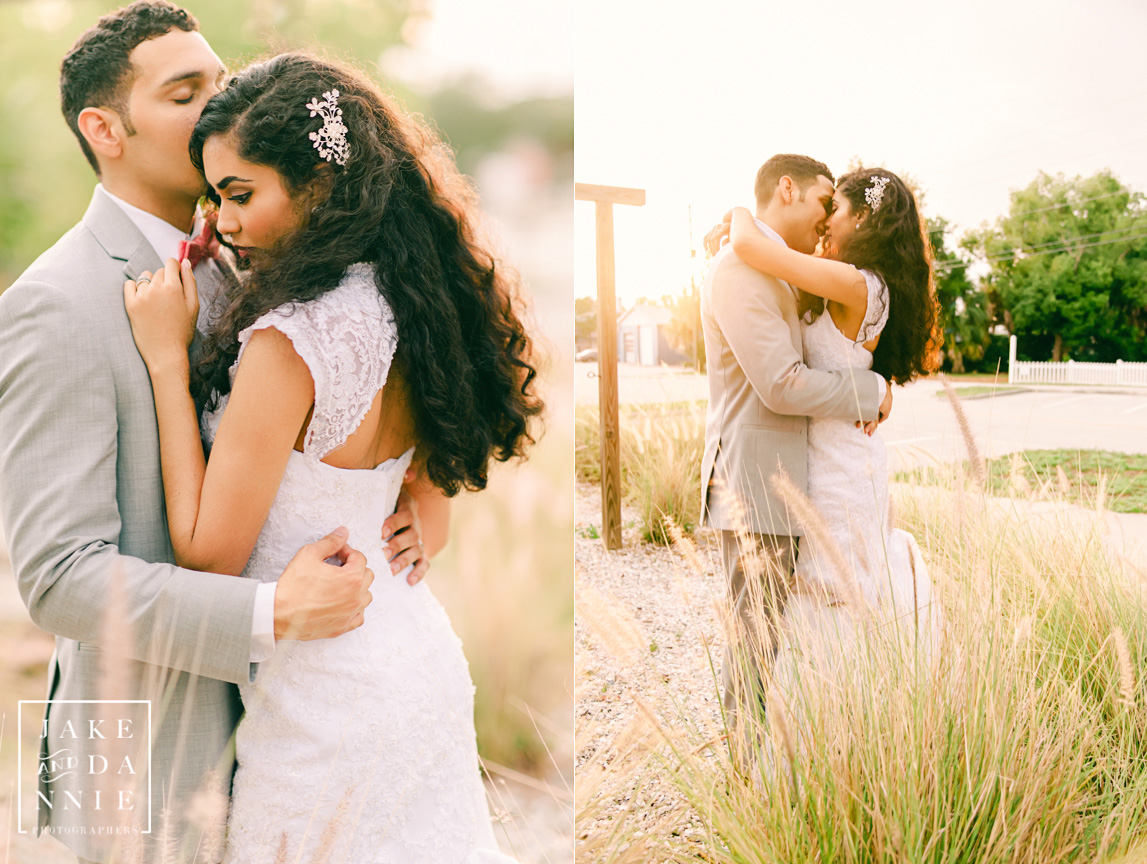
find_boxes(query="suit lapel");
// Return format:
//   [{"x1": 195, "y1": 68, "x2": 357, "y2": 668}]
[{"x1": 82, "y1": 186, "x2": 164, "y2": 280}]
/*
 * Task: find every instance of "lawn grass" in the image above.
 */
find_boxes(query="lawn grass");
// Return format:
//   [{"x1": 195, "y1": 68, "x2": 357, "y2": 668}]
[
  {"x1": 897, "y1": 449, "x2": 1147, "y2": 514},
  {"x1": 934, "y1": 384, "x2": 1026, "y2": 398}
]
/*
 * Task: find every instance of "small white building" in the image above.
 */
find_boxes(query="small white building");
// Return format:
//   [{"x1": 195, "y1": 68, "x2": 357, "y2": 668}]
[{"x1": 616, "y1": 304, "x2": 687, "y2": 366}]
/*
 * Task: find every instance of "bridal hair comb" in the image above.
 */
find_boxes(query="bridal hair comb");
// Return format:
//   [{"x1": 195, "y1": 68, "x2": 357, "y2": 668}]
[
  {"x1": 306, "y1": 89, "x2": 349, "y2": 166},
  {"x1": 865, "y1": 175, "x2": 891, "y2": 213}
]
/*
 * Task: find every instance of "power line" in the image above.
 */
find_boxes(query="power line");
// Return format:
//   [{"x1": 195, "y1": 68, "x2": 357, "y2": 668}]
[
  {"x1": 931, "y1": 216, "x2": 1147, "y2": 252},
  {"x1": 1003, "y1": 189, "x2": 1136, "y2": 219},
  {"x1": 935, "y1": 228, "x2": 1147, "y2": 272},
  {"x1": 989, "y1": 220, "x2": 1147, "y2": 255}
]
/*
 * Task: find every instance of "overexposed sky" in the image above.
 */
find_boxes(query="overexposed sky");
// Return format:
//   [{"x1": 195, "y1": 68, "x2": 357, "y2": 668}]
[
  {"x1": 575, "y1": 0, "x2": 1147, "y2": 304},
  {"x1": 384, "y1": 0, "x2": 573, "y2": 102}
]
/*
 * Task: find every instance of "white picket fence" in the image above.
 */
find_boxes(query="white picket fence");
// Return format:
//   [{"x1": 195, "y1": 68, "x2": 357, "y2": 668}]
[{"x1": 1008, "y1": 335, "x2": 1147, "y2": 387}]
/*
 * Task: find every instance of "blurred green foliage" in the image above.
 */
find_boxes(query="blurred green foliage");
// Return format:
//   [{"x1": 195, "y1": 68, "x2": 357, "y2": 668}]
[{"x1": 0, "y1": 0, "x2": 572, "y2": 289}]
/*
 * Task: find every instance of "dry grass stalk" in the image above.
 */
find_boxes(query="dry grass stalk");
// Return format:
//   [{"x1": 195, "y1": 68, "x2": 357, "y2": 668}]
[
  {"x1": 274, "y1": 831, "x2": 289, "y2": 864},
  {"x1": 309, "y1": 787, "x2": 354, "y2": 864},
  {"x1": 186, "y1": 768, "x2": 229, "y2": 863},
  {"x1": 940, "y1": 373, "x2": 987, "y2": 486},
  {"x1": 98, "y1": 560, "x2": 133, "y2": 703},
  {"x1": 664, "y1": 514, "x2": 705, "y2": 577},
  {"x1": 1057, "y1": 465, "x2": 1072, "y2": 497},
  {"x1": 765, "y1": 688, "x2": 798, "y2": 794},
  {"x1": 576, "y1": 579, "x2": 648, "y2": 672},
  {"x1": 769, "y1": 467, "x2": 868, "y2": 619},
  {"x1": 1113, "y1": 628, "x2": 1135, "y2": 708},
  {"x1": 1009, "y1": 452, "x2": 1032, "y2": 497}
]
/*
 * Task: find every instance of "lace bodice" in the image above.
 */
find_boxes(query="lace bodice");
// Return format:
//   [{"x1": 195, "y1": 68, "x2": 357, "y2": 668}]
[
  {"x1": 199, "y1": 265, "x2": 511, "y2": 862},
  {"x1": 204, "y1": 262, "x2": 397, "y2": 460},
  {"x1": 801, "y1": 268, "x2": 889, "y2": 373}
]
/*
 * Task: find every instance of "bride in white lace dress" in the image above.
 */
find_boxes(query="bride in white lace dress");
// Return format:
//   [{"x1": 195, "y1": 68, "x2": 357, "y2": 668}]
[
  {"x1": 727, "y1": 168, "x2": 943, "y2": 689},
  {"x1": 124, "y1": 54, "x2": 539, "y2": 863}
]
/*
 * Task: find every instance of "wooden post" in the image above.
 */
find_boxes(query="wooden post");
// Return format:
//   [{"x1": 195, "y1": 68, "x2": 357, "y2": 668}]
[{"x1": 575, "y1": 183, "x2": 645, "y2": 550}]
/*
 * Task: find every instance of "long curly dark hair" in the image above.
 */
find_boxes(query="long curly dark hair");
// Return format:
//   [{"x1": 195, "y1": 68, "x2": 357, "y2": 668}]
[
  {"x1": 188, "y1": 53, "x2": 542, "y2": 495},
  {"x1": 812, "y1": 168, "x2": 942, "y2": 384}
]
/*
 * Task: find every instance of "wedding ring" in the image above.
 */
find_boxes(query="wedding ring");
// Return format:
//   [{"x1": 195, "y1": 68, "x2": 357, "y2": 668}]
[{"x1": 136, "y1": 276, "x2": 152, "y2": 284}]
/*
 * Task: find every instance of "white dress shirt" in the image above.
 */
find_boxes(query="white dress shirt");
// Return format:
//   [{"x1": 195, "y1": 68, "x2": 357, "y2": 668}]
[{"x1": 101, "y1": 184, "x2": 277, "y2": 663}]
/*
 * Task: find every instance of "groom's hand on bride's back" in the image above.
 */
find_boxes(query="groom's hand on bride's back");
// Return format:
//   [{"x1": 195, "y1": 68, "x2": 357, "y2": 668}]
[{"x1": 273, "y1": 526, "x2": 375, "y2": 640}]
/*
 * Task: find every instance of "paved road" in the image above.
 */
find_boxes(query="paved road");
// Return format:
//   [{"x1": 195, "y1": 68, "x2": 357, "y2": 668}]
[
  {"x1": 881, "y1": 379, "x2": 1147, "y2": 472},
  {"x1": 576, "y1": 362, "x2": 1147, "y2": 468},
  {"x1": 577, "y1": 362, "x2": 1147, "y2": 560}
]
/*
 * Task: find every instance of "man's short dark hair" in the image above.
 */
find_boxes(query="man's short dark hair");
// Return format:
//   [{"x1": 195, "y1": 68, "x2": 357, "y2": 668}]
[
  {"x1": 59, "y1": 1, "x2": 199, "y2": 174},
  {"x1": 754, "y1": 154, "x2": 834, "y2": 207}
]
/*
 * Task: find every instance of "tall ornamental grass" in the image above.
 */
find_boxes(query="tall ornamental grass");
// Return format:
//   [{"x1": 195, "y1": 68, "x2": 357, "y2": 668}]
[{"x1": 577, "y1": 390, "x2": 1147, "y2": 863}]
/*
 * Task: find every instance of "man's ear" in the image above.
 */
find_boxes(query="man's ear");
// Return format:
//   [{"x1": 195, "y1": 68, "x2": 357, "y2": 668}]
[
  {"x1": 778, "y1": 175, "x2": 797, "y2": 205},
  {"x1": 77, "y1": 107, "x2": 125, "y2": 164}
]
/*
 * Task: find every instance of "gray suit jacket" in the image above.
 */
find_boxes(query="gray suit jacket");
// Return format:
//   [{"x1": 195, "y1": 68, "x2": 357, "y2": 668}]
[
  {"x1": 700, "y1": 240, "x2": 881, "y2": 536},
  {"x1": 0, "y1": 187, "x2": 257, "y2": 862}
]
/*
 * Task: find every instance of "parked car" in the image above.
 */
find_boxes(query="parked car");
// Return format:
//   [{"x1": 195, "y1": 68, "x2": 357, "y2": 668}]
[{"x1": 576, "y1": 348, "x2": 598, "y2": 362}]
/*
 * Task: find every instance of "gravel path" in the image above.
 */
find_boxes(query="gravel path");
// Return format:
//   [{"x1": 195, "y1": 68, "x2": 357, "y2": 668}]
[{"x1": 574, "y1": 483, "x2": 728, "y2": 858}]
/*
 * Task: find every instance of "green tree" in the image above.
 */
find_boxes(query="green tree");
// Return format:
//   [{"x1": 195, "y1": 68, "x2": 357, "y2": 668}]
[
  {"x1": 663, "y1": 287, "x2": 705, "y2": 371},
  {"x1": 929, "y1": 216, "x2": 990, "y2": 373},
  {"x1": 970, "y1": 170, "x2": 1147, "y2": 362}
]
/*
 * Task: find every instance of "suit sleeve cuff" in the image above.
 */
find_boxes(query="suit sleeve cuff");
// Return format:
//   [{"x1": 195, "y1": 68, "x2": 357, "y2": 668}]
[{"x1": 249, "y1": 581, "x2": 277, "y2": 663}]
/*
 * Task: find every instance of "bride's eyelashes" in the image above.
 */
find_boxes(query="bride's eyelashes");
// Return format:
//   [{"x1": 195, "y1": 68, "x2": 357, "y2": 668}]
[{"x1": 227, "y1": 192, "x2": 252, "y2": 205}]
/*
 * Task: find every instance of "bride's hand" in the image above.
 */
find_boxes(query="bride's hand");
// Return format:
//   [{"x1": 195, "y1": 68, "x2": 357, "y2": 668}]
[
  {"x1": 703, "y1": 208, "x2": 735, "y2": 257},
  {"x1": 124, "y1": 257, "x2": 200, "y2": 374}
]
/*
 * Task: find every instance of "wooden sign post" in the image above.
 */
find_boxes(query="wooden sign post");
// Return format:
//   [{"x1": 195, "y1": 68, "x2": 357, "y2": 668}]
[{"x1": 575, "y1": 183, "x2": 645, "y2": 550}]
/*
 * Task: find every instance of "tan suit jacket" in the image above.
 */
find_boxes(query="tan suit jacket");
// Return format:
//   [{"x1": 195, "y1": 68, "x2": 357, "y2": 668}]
[
  {"x1": 0, "y1": 187, "x2": 257, "y2": 861},
  {"x1": 700, "y1": 238, "x2": 881, "y2": 536}
]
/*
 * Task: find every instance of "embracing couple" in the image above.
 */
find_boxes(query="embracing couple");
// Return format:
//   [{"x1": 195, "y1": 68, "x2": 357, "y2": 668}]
[
  {"x1": 701, "y1": 154, "x2": 944, "y2": 759},
  {"x1": 0, "y1": 2, "x2": 539, "y2": 862}
]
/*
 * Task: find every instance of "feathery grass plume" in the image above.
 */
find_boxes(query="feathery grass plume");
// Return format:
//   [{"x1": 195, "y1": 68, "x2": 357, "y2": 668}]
[
  {"x1": 116, "y1": 827, "x2": 145, "y2": 864},
  {"x1": 155, "y1": 801, "x2": 182, "y2": 864},
  {"x1": 765, "y1": 688, "x2": 798, "y2": 795},
  {"x1": 940, "y1": 372, "x2": 986, "y2": 486},
  {"x1": 1013, "y1": 613, "x2": 1033, "y2": 649},
  {"x1": 186, "y1": 768, "x2": 228, "y2": 863},
  {"x1": 1057, "y1": 464, "x2": 1072, "y2": 497},
  {"x1": 92, "y1": 559, "x2": 144, "y2": 857},
  {"x1": 664, "y1": 514, "x2": 705, "y2": 577},
  {"x1": 1113, "y1": 628, "x2": 1135, "y2": 708},
  {"x1": 309, "y1": 786, "x2": 354, "y2": 864},
  {"x1": 99, "y1": 559, "x2": 133, "y2": 702},
  {"x1": 770, "y1": 467, "x2": 868, "y2": 618},
  {"x1": 1095, "y1": 471, "x2": 1108, "y2": 513},
  {"x1": 1009, "y1": 452, "x2": 1032, "y2": 497},
  {"x1": 274, "y1": 831, "x2": 289, "y2": 864},
  {"x1": 576, "y1": 578, "x2": 648, "y2": 672}
]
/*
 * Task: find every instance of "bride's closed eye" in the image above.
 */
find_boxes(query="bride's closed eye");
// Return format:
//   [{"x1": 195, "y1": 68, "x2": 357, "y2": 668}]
[{"x1": 228, "y1": 192, "x2": 252, "y2": 205}]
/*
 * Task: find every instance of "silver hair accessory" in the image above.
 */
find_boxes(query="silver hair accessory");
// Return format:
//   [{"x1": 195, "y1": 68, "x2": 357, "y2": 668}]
[
  {"x1": 306, "y1": 89, "x2": 349, "y2": 166},
  {"x1": 864, "y1": 175, "x2": 891, "y2": 213}
]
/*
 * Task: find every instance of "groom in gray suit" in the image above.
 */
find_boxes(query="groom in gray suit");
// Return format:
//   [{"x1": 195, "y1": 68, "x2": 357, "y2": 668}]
[
  {"x1": 700, "y1": 154, "x2": 891, "y2": 754},
  {"x1": 0, "y1": 3, "x2": 426, "y2": 861}
]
